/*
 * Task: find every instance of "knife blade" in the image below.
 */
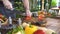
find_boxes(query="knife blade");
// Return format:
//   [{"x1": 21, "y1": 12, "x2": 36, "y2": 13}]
[{"x1": 7, "y1": 9, "x2": 26, "y2": 16}]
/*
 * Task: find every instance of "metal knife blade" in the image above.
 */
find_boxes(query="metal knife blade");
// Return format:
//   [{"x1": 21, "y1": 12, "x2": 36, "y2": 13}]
[{"x1": 7, "y1": 9, "x2": 26, "y2": 16}]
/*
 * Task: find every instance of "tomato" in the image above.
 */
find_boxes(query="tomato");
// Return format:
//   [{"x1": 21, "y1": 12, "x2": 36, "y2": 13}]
[
  {"x1": 38, "y1": 14, "x2": 45, "y2": 21},
  {"x1": 25, "y1": 16, "x2": 31, "y2": 20},
  {"x1": 0, "y1": 14, "x2": 3, "y2": 18},
  {"x1": 0, "y1": 14, "x2": 3, "y2": 19},
  {"x1": 38, "y1": 17, "x2": 42, "y2": 20},
  {"x1": 33, "y1": 29, "x2": 46, "y2": 34}
]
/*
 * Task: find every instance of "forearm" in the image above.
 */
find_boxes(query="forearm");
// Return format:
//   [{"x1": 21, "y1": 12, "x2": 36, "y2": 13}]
[
  {"x1": 22, "y1": 0, "x2": 32, "y2": 17},
  {"x1": 22, "y1": 0, "x2": 30, "y2": 10}
]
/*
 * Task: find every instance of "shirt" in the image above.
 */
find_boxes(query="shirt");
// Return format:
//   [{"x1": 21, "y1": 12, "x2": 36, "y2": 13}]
[{"x1": 0, "y1": 0, "x2": 15, "y2": 18}]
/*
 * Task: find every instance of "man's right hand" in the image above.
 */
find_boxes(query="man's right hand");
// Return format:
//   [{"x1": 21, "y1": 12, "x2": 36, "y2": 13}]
[
  {"x1": 26, "y1": 10, "x2": 32, "y2": 17},
  {"x1": 2, "y1": 0, "x2": 13, "y2": 10}
]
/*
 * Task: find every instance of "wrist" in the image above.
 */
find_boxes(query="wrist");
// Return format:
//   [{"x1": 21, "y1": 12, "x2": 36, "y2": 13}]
[
  {"x1": 26, "y1": 9, "x2": 30, "y2": 11},
  {"x1": 26, "y1": 10, "x2": 30, "y2": 12},
  {"x1": 25, "y1": 7, "x2": 30, "y2": 10}
]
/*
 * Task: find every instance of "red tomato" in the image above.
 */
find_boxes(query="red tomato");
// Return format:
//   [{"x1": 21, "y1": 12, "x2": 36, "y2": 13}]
[
  {"x1": 33, "y1": 29, "x2": 46, "y2": 34},
  {"x1": 25, "y1": 16, "x2": 31, "y2": 20},
  {"x1": 0, "y1": 14, "x2": 3, "y2": 17},
  {"x1": 38, "y1": 16, "x2": 44, "y2": 21},
  {"x1": 0, "y1": 14, "x2": 3, "y2": 19},
  {"x1": 38, "y1": 14, "x2": 45, "y2": 20}
]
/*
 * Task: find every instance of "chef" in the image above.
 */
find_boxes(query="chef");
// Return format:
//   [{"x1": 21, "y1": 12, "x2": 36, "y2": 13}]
[{"x1": 0, "y1": 0, "x2": 32, "y2": 18}]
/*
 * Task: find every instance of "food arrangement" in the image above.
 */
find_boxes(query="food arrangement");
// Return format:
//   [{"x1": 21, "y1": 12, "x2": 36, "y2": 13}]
[
  {"x1": 7, "y1": 23, "x2": 56, "y2": 34},
  {"x1": 0, "y1": 11, "x2": 57, "y2": 34},
  {"x1": 38, "y1": 11, "x2": 57, "y2": 18}
]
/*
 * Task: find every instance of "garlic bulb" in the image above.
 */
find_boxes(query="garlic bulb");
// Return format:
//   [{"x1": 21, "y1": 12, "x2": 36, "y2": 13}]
[
  {"x1": 46, "y1": 29, "x2": 56, "y2": 34},
  {"x1": 15, "y1": 31, "x2": 21, "y2": 34},
  {"x1": 22, "y1": 22, "x2": 29, "y2": 28}
]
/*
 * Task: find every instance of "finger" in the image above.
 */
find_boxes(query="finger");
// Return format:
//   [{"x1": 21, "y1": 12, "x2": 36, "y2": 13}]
[{"x1": 6, "y1": 4, "x2": 13, "y2": 10}]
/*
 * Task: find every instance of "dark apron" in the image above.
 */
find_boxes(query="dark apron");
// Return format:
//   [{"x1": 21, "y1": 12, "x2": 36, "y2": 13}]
[{"x1": 0, "y1": 0, "x2": 16, "y2": 18}]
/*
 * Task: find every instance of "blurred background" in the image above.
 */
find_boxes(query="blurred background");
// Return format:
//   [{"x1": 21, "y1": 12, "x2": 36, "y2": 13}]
[{"x1": 13, "y1": 0, "x2": 58, "y2": 18}]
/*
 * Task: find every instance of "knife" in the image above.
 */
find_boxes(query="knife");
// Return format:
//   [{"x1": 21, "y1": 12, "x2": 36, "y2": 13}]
[{"x1": 7, "y1": 9, "x2": 26, "y2": 16}]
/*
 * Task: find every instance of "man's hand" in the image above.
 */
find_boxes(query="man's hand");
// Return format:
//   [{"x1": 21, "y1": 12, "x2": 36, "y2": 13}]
[
  {"x1": 22, "y1": 0, "x2": 32, "y2": 17},
  {"x1": 2, "y1": 0, "x2": 13, "y2": 10},
  {"x1": 26, "y1": 10, "x2": 32, "y2": 17}
]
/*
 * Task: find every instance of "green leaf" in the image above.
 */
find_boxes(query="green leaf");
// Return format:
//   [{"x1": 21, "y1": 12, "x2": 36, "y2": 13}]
[
  {"x1": 51, "y1": 0, "x2": 57, "y2": 6},
  {"x1": 7, "y1": 30, "x2": 12, "y2": 34}
]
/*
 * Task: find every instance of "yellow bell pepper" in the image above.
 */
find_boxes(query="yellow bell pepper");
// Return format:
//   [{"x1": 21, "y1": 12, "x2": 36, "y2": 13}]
[{"x1": 25, "y1": 25, "x2": 37, "y2": 34}]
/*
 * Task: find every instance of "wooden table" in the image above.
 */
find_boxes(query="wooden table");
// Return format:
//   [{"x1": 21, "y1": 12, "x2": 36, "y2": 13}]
[{"x1": 46, "y1": 18, "x2": 60, "y2": 34}]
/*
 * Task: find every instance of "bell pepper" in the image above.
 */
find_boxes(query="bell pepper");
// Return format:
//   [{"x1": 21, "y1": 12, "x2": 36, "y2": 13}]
[{"x1": 25, "y1": 25, "x2": 37, "y2": 34}]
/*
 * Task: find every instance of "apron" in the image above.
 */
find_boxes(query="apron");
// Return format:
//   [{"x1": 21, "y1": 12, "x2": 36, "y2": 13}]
[{"x1": 0, "y1": 0, "x2": 16, "y2": 18}]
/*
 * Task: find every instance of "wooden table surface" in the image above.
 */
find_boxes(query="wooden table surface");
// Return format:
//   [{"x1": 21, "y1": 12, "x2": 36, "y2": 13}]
[{"x1": 46, "y1": 18, "x2": 60, "y2": 34}]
